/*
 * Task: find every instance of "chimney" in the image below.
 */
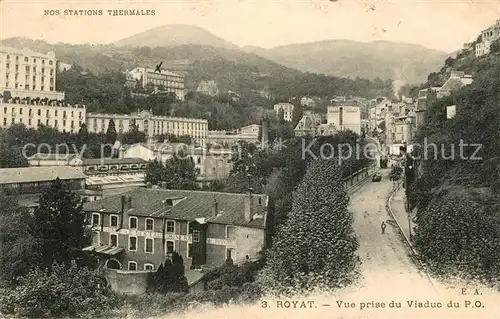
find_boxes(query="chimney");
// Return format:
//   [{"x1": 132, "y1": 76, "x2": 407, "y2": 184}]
[
  {"x1": 120, "y1": 195, "x2": 127, "y2": 229},
  {"x1": 261, "y1": 119, "x2": 269, "y2": 149},
  {"x1": 244, "y1": 188, "x2": 254, "y2": 222},
  {"x1": 212, "y1": 197, "x2": 218, "y2": 217}
]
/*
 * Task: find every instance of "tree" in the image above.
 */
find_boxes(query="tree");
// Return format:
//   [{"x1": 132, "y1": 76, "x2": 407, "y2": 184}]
[
  {"x1": 414, "y1": 191, "x2": 500, "y2": 282},
  {"x1": 144, "y1": 159, "x2": 167, "y2": 186},
  {"x1": 0, "y1": 193, "x2": 38, "y2": 285},
  {"x1": 163, "y1": 151, "x2": 199, "y2": 190},
  {"x1": 121, "y1": 123, "x2": 146, "y2": 145},
  {"x1": 28, "y1": 178, "x2": 92, "y2": 269},
  {"x1": 105, "y1": 118, "x2": 117, "y2": 145},
  {"x1": 0, "y1": 262, "x2": 118, "y2": 318},
  {"x1": 148, "y1": 252, "x2": 188, "y2": 294},
  {"x1": 77, "y1": 123, "x2": 89, "y2": 148},
  {"x1": 291, "y1": 102, "x2": 304, "y2": 127},
  {"x1": 262, "y1": 159, "x2": 359, "y2": 294}
]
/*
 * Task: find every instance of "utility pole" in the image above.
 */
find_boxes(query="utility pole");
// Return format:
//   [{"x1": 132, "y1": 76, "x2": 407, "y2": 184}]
[{"x1": 404, "y1": 152, "x2": 413, "y2": 240}]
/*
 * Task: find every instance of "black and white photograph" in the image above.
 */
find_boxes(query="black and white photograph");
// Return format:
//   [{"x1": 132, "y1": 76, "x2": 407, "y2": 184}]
[{"x1": 0, "y1": 0, "x2": 499, "y2": 318}]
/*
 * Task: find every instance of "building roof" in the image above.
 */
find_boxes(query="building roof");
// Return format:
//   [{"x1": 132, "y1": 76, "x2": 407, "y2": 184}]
[
  {"x1": 28, "y1": 153, "x2": 78, "y2": 161},
  {"x1": 0, "y1": 46, "x2": 55, "y2": 59},
  {"x1": 82, "y1": 157, "x2": 148, "y2": 166},
  {"x1": 0, "y1": 166, "x2": 87, "y2": 185},
  {"x1": 83, "y1": 188, "x2": 268, "y2": 229},
  {"x1": 440, "y1": 77, "x2": 466, "y2": 91}
]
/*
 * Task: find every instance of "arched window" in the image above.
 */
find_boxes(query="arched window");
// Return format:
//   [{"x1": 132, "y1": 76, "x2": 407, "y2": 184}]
[{"x1": 144, "y1": 263, "x2": 154, "y2": 271}]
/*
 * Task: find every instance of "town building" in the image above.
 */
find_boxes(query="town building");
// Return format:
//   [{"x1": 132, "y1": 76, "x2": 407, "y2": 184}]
[
  {"x1": 0, "y1": 47, "x2": 64, "y2": 101},
  {"x1": 86, "y1": 110, "x2": 208, "y2": 146},
  {"x1": 475, "y1": 19, "x2": 500, "y2": 57},
  {"x1": 207, "y1": 124, "x2": 261, "y2": 147},
  {"x1": 327, "y1": 102, "x2": 361, "y2": 135},
  {"x1": 0, "y1": 99, "x2": 86, "y2": 132},
  {"x1": 300, "y1": 96, "x2": 316, "y2": 108},
  {"x1": 28, "y1": 153, "x2": 79, "y2": 167},
  {"x1": 126, "y1": 67, "x2": 185, "y2": 100},
  {"x1": 58, "y1": 62, "x2": 72, "y2": 73},
  {"x1": 294, "y1": 111, "x2": 334, "y2": 137},
  {"x1": 368, "y1": 98, "x2": 391, "y2": 132},
  {"x1": 70, "y1": 157, "x2": 148, "y2": 190},
  {"x1": 273, "y1": 103, "x2": 294, "y2": 122},
  {"x1": 0, "y1": 166, "x2": 100, "y2": 207},
  {"x1": 196, "y1": 80, "x2": 219, "y2": 96},
  {"x1": 82, "y1": 188, "x2": 268, "y2": 272},
  {"x1": 121, "y1": 142, "x2": 233, "y2": 183}
]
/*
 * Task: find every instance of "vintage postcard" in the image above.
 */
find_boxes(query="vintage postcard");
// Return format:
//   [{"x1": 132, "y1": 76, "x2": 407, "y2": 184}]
[{"x1": 0, "y1": 0, "x2": 499, "y2": 318}]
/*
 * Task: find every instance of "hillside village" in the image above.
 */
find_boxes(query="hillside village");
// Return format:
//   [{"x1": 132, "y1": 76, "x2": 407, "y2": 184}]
[{"x1": 0, "y1": 14, "x2": 499, "y2": 319}]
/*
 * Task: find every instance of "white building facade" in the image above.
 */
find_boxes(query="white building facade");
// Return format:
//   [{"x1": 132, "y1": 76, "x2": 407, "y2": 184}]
[
  {"x1": 86, "y1": 110, "x2": 208, "y2": 146},
  {"x1": 475, "y1": 20, "x2": 500, "y2": 57},
  {"x1": 126, "y1": 67, "x2": 185, "y2": 100},
  {"x1": 0, "y1": 47, "x2": 65, "y2": 101},
  {"x1": 1, "y1": 100, "x2": 86, "y2": 133},
  {"x1": 273, "y1": 103, "x2": 294, "y2": 122},
  {"x1": 327, "y1": 104, "x2": 361, "y2": 135}
]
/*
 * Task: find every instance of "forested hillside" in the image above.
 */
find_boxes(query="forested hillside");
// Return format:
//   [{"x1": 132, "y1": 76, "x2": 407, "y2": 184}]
[
  {"x1": 1, "y1": 37, "x2": 394, "y2": 101},
  {"x1": 409, "y1": 40, "x2": 500, "y2": 288}
]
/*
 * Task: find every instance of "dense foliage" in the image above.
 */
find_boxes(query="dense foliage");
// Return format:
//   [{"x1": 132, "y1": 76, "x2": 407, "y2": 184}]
[
  {"x1": 261, "y1": 159, "x2": 359, "y2": 295},
  {"x1": 0, "y1": 181, "x2": 117, "y2": 318},
  {"x1": 148, "y1": 253, "x2": 189, "y2": 294},
  {"x1": 0, "y1": 194, "x2": 38, "y2": 284},
  {"x1": 144, "y1": 151, "x2": 199, "y2": 190},
  {"x1": 0, "y1": 262, "x2": 118, "y2": 318},
  {"x1": 29, "y1": 178, "x2": 93, "y2": 269},
  {"x1": 118, "y1": 261, "x2": 263, "y2": 318},
  {"x1": 0, "y1": 123, "x2": 147, "y2": 166},
  {"x1": 414, "y1": 190, "x2": 500, "y2": 286},
  {"x1": 409, "y1": 44, "x2": 500, "y2": 287}
]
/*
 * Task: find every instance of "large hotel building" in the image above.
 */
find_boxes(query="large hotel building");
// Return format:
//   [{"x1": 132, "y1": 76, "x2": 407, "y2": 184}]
[
  {"x1": 86, "y1": 110, "x2": 208, "y2": 146},
  {"x1": 0, "y1": 46, "x2": 64, "y2": 101},
  {"x1": 126, "y1": 67, "x2": 185, "y2": 101}
]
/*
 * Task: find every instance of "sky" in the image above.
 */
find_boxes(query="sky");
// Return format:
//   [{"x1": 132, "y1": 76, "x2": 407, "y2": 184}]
[{"x1": 1, "y1": 0, "x2": 499, "y2": 53}]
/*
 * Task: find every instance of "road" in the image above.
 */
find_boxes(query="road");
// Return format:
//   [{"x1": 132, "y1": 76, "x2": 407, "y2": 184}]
[
  {"x1": 164, "y1": 169, "x2": 499, "y2": 319},
  {"x1": 346, "y1": 169, "x2": 435, "y2": 298}
]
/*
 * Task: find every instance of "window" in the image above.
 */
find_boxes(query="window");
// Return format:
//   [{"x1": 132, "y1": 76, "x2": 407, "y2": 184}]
[
  {"x1": 110, "y1": 234, "x2": 118, "y2": 247},
  {"x1": 128, "y1": 261, "x2": 137, "y2": 271},
  {"x1": 192, "y1": 230, "x2": 200, "y2": 242},
  {"x1": 187, "y1": 243, "x2": 193, "y2": 258},
  {"x1": 166, "y1": 220, "x2": 175, "y2": 233},
  {"x1": 129, "y1": 236, "x2": 137, "y2": 251},
  {"x1": 92, "y1": 213, "x2": 100, "y2": 226},
  {"x1": 145, "y1": 218, "x2": 154, "y2": 231},
  {"x1": 166, "y1": 241, "x2": 174, "y2": 254},
  {"x1": 145, "y1": 238, "x2": 154, "y2": 253},
  {"x1": 110, "y1": 215, "x2": 118, "y2": 227},
  {"x1": 129, "y1": 217, "x2": 138, "y2": 229},
  {"x1": 226, "y1": 226, "x2": 236, "y2": 240},
  {"x1": 144, "y1": 264, "x2": 154, "y2": 271}
]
